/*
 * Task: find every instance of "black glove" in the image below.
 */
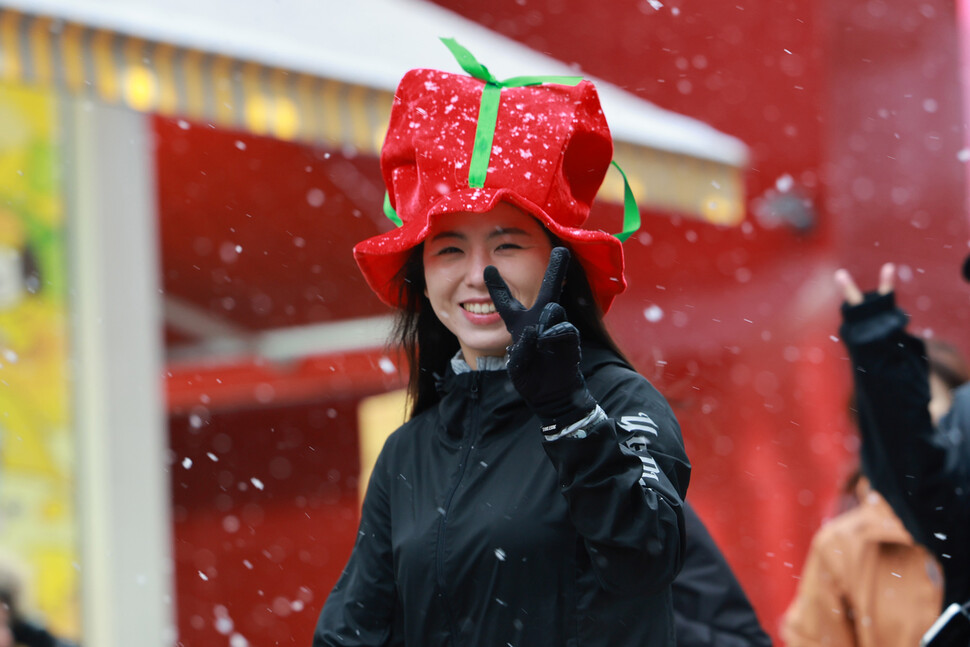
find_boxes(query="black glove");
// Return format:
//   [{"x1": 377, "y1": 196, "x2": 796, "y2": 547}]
[
  {"x1": 484, "y1": 246, "x2": 570, "y2": 342},
  {"x1": 484, "y1": 247, "x2": 597, "y2": 432},
  {"x1": 838, "y1": 291, "x2": 909, "y2": 346}
]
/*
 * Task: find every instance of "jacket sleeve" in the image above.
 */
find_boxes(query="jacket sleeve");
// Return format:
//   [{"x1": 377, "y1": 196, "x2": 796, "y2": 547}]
[
  {"x1": 540, "y1": 354, "x2": 690, "y2": 596},
  {"x1": 780, "y1": 525, "x2": 853, "y2": 647},
  {"x1": 672, "y1": 503, "x2": 773, "y2": 647},
  {"x1": 839, "y1": 292, "x2": 970, "y2": 605},
  {"x1": 313, "y1": 445, "x2": 400, "y2": 646}
]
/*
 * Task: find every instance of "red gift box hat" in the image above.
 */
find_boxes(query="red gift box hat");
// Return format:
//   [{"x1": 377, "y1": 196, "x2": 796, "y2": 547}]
[{"x1": 354, "y1": 38, "x2": 640, "y2": 313}]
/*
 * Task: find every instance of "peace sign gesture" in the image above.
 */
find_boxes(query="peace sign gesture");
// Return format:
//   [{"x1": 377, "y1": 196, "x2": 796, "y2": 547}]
[
  {"x1": 483, "y1": 246, "x2": 570, "y2": 342},
  {"x1": 835, "y1": 262, "x2": 896, "y2": 305},
  {"x1": 483, "y1": 246, "x2": 597, "y2": 431}
]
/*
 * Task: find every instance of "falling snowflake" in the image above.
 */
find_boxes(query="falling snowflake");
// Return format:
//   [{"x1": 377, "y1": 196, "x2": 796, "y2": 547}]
[
  {"x1": 378, "y1": 357, "x2": 396, "y2": 375},
  {"x1": 307, "y1": 188, "x2": 325, "y2": 207},
  {"x1": 643, "y1": 305, "x2": 664, "y2": 322},
  {"x1": 775, "y1": 173, "x2": 794, "y2": 192}
]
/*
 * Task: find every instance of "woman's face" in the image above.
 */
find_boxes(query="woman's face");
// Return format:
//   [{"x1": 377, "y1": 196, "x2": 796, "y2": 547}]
[{"x1": 422, "y1": 203, "x2": 553, "y2": 369}]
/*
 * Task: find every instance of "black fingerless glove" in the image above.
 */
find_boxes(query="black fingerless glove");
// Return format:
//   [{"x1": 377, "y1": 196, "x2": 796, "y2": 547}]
[{"x1": 838, "y1": 291, "x2": 909, "y2": 346}]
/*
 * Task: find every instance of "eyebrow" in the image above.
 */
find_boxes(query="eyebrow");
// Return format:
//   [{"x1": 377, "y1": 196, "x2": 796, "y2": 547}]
[{"x1": 429, "y1": 227, "x2": 531, "y2": 242}]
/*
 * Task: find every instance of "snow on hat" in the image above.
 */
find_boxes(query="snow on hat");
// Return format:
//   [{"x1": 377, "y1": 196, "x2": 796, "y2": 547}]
[{"x1": 353, "y1": 38, "x2": 640, "y2": 314}]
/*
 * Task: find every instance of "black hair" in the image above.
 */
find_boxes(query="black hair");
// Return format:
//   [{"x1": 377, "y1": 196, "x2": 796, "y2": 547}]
[{"x1": 391, "y1": 241, "x2": 631, "y2": 419}]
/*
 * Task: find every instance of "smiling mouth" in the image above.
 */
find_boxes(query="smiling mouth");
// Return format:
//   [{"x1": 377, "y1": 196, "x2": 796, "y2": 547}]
[{"x1": 462, "y1": 302, "x2": 497, "y2": 315}]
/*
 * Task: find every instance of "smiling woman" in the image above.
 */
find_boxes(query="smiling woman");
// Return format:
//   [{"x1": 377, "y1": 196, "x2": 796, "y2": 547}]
[
  {"x1": 311, "y1": 42, "x2": 691, "y2": 647},
  {"x1": 422, "y1": 206, "x2": 553, "y2": 368}
]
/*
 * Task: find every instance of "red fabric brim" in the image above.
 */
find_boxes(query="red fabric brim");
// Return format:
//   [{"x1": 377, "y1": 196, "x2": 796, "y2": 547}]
[{"x1": 354, "y1": 188, "x2": 626, "y2": 313}]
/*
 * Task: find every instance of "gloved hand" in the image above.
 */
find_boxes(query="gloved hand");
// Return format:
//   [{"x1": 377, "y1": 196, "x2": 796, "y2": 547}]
[{"x1": 484, "y1": 247, "x2": 597, "y2": 432}]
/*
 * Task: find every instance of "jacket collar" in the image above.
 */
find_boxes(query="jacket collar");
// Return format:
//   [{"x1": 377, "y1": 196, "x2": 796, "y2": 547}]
[
  {"x1": 431, "y1": 364, "x2": 528, "y2": 443},
  {"x1": 449, "y1": 352, "x2": 508, "y2": 375}
]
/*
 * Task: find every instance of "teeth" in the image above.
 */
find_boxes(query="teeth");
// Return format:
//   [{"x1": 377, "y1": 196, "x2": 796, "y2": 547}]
[{"x1": 464, "y1": 302, "x2": 496, "y2": 315}]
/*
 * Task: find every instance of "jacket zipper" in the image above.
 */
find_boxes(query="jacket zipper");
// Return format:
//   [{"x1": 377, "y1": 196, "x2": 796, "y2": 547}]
[{"x1": 435, "y1": 372, "x2": 482, "y2": 645}]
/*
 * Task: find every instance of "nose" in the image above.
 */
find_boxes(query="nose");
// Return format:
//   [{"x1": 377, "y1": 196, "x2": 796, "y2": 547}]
[{"x1": 463, "y1": 247, "x2": 490, "y2": 289}]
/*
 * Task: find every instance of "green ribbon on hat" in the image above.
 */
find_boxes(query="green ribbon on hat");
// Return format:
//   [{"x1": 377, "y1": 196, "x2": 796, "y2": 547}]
[
  {"x1": 381, "y1": 39, "x2": 642, "y2": 243},
  {"x1": 383, "y1": 192, "x2": 403, "y2": 227},
  {"x1": 610, "y1": 160, "x2": 640, "y2": 243},
  {"x1": 440, "y1": 37, "x2": 582, "y2": 189}
]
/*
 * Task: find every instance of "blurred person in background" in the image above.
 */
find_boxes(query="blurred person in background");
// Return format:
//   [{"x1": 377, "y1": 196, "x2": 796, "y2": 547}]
[
  {"x1": 781, "y1": 338, "x2": 967, "y2": 647},
  {"x1": 312, "y1": 40, "x2": 689, "y2": 647},
  {"x1": 832, "y1": 261, "x2": 970, "y2": 634},
  {"x1": 0, "y1": 555, "x2": 77, "y2": 647},
  {"x1": 0, "y1": 603, "x2": 12, "y2": 647}
]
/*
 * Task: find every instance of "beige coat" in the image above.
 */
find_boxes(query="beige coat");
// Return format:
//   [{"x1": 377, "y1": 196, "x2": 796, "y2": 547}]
[{"x1": 782, "y1": 479, "x2": 943, "y2": 647}]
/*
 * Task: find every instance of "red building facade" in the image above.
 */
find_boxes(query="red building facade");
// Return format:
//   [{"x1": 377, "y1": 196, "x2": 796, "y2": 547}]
[{"x1": 136, "y1": 1, "x2": 970, "y2": 644}]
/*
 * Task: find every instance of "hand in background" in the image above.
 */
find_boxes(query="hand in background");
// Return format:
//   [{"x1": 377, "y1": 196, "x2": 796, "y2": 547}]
[{"x1": 835, "y1": 262, "x2": 895, "y2": 305}]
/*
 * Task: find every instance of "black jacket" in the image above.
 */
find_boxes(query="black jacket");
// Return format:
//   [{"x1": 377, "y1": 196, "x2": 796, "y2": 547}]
[
  {"x1": 314, "y1": 345, "x2": 690, "y2": 646},
  {"x1": 839, "y1": 293, "x2": 970, "y2": 608},
  {"x1": 673, "y1": 503, "x2": 772, "y2": 647}
]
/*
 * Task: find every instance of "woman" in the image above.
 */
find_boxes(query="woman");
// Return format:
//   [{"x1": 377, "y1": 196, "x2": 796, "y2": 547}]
[
  {"x1": 313, "y1": 44, "x2": 690, "y2": 647},
  {"x1": 781, "y1": 337, "x2": 968, "y2": 647}
]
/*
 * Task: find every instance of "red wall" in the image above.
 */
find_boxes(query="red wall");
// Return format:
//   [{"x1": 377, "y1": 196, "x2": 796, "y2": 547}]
[
  {"x1": 823, "y1": 0, "x2": 970, "y2": 341},
  {"x1": 170, "y1": 399, "x2": 362, "y2": 646},
  {"x1": 156, "y1": 118, "x2": 398, "y2": 646}
]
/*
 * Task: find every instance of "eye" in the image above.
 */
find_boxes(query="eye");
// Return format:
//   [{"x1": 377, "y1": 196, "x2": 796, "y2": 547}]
[
  {"x1": 496, "y1": 242, "x2": 523, "y2": 251},
  {"x1": 434, "y1": 246, "x2": 462, "y2": 256}
]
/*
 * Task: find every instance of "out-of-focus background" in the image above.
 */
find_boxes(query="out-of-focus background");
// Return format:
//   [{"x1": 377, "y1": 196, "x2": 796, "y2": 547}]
[{"x1": 0, "y1": 0, "x2": 967, "y2": 645}]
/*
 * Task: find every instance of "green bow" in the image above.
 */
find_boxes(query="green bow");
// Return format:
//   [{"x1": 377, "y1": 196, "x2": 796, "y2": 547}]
[
  {"x1": 440, "y1": 37, "x2": 583, "y2": 188},
  {"x1": 383, "y1": 38, "x2": 640, "y2": 243},
  {"x1": 609, "y1": 160, "x2": 639, "y2": 243}
]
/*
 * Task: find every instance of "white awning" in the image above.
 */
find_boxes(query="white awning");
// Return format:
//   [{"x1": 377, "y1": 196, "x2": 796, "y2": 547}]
[
  {"x1": 0, "y1": 0, "x2": 750, "y2": 223},
  {"x1": 3, "y1": 0, "x2": 747, "y2": 165}
]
